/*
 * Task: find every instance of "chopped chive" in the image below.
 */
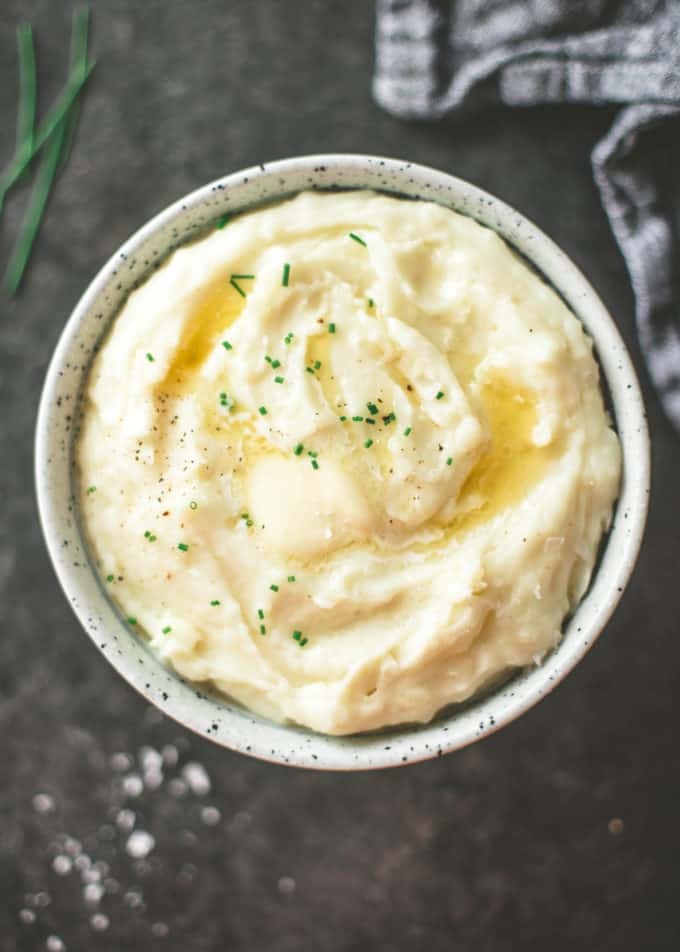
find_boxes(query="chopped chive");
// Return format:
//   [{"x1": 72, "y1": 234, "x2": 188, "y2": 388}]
[
  {"x1": 311, "y1": 459, "x2": 319, "y2": 470},
  {"x1": 232, "y1": 273, "x2": 255, "y2": 279},
  {"x1": 146, "y1": 532, "x2": 157, "y2": 542},
  {"x1": 299, "y1": 637, "x2": 308, "y2": 647},
  {"x1": 436, "y1": 391, "x2": 444, "y2": 400},
  {"x1": 364, "y1": 439, "x2": 373, "y2": 449},
  {"x1": 257, "y1": 609, "x2": 264, "y2": 620},
  {"x1": 210, "y1": 599, "x2": 221, "y2": 606},
  {"x1": 367, "y1": 402, "x2": 378, "y2": 415},
  {"x1": 230, "y1": 277, "x2": 246, "y2": 298},
  {"x1": 313, "y1": 360, "x2": 322, "y2": 370},
  {"x1": 287, "y1": 575, "x2": 296, "y2": 583},
  {"x1": 246, "y1": 519, "x2": 254, "y2": 527},
  {"x1": 365, "y1": 418, "x2": 375, "y2": 425},
  {"x1": 270, "y1": 584, "x2": 279, "y2": 592},
  {"x1": 282, "y1": 262, "x2": 290, "y2": 286},
  {"x1": 258, "y1": 405, "x2": 268, "y2": 415},
  {"x1": 162, "y1": 625, "x2": 172, "y2": 634},
  {"x1": 329, "y1": 323, "x2": 336, "y2": 334},
  {"x1": 339, "y1": 415, "x2": 347, "y2": 422},
  {"x1": 284, "y1": 332, "x2": 294, "y2": 344},
  {"x1": 274, "y1": 376, "x2": 285, "y2": 384},
  {"x1": 305, "y1": 366, "x2": 314, "y2": 374},
  {"x1": 177, "y1": 543, "x2": 189, "y2": 552},
  {"x1": 241, "y1": 512, "x2": 250, "y2": 520},
  {"x1": 367, "y1": 298, "x2": 375, "y2": 308},
  {"x1": 189, "y1": 501, "x2": 198, "y2": 510},
  {"x1": 127, "y1": 617, "x2": 137, "y2": 626},
  {"x1": 352, "y1": 415, "x2": 364, "y2": 422},
  {"x1": 265, "y1": 355, "x2": 273, "y2": 364},
  {"x1": 106, "y1": 574, "x2": 114, "y2": 583},
  {"x1": 292, "y1": 630, "x2": 302, "y2": 641},
  {"x1": 146, "y1": 352, "x2": 154, "y2": 362},
  {"x1": 215, "y1": 213, "x2": 231, "y2": 229},
  {"x1": 382, "y1": 412, "x2": 396, "y2": 425},
  {"x1": 271, "y1": 359, "x2": 281, "y2": 369},
  {"x1": 349, "y1": 232, "x2": 367, "y2": 247},
  {"x1": 222, "y1": 340, "x2": 233, "y2": 350},
  {"x1": 403, "y1": 426, "x2": 412, "y2": 437},
  {"x1": 86, "y1": 485, "x2": 96, "y2": 494},
  {"x1": 294, "y1": 443, "x2": 304, "y2": 456},
  {"x1": 446, "y1": 457, "x2": 453, "y2": 466},
  {"x1": 15, "y1": 25, "x2": 37, "y2": 168},
  {"x1": 259, "y1": 624, "x2": 266, "y2": 635},
  {"x1": 307, "y1": 450, "x2": 318, "y2": 458}
]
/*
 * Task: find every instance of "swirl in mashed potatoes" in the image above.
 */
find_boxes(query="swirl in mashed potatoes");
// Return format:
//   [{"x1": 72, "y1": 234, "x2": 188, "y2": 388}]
[{"x1": 78, "y1": 191, "x2": 621, "y2": 735}]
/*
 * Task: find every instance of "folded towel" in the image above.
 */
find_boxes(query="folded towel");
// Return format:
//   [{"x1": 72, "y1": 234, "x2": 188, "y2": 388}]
[{"x1": 374, "y1": 0, "x2": 680, "y2": 434}]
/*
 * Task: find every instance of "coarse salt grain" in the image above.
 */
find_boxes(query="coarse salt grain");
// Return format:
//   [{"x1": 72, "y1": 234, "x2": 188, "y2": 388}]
[
  {"x1": 32, "y1": 793, "x2": 55, "y2": 814},
  {"x1": 278, "y1": 876, "x2": 296, "y2": 896},
  {"x1": 83, "y1": 883, "x2": 104, "y2": 905},
  {"x1": 110, "y1": 752, "x2": 133, "y2": 771},
  {"x1": 122, "y1": 773, "x2": 144, "y2": 798},
  {"x1": 151, "y1": 922, "x2": 169, "y2": 937},
  {"x1": 201, "y1": 806, "x2": 221, "y2": 826},
  {"x1": 52, "y1": 855, "x2": 72, "y2": 876},
  {"x1": 19, "y1": 909, "x2": 36, "y2": 924},
  {"x1": 126, "y1": 830, "x2": 155, "y2": 859},
  {"x1": 90, "y1": 913, "x2": 109, "y2": 932},
  {"x1": 181, "y1": 762, "x2": 211, "y2": 796},
  {"x1": 46, "y1": 937, "x2": 65, "y2": 952},
  {"x1": 116, "y1": 809, "x2": 136, "y2": 832}
]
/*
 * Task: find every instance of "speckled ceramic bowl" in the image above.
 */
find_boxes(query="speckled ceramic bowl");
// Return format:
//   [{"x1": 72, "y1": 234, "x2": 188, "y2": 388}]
[{"x1": 35, "y1": 155, "x2": 649, "y2": 769}]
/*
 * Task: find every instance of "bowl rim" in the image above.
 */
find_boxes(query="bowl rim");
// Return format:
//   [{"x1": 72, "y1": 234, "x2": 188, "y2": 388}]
[{"x1": 35, "y1": 153, "x2": 650, "y2": 770}]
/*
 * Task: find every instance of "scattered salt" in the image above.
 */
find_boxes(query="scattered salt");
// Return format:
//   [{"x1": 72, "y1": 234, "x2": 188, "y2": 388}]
[
  {"x1": 122, "y1": 773, "x2": 144, "y2": 798},
  {"x1": 161, "y1": 744, "x2": 178, "y2": 766},
  {"x1": 278, "y1": 876, "x2": 296, "y2": 896},
  {"x1": 90, "y1": 913, "x2": 109, "y2": 932},
  {"x1": 74, "y1": 854, "x2": 91, "y2": 872},
  {"x1": 32, "y1": 793, "x2": 55, "y2": 814},
  {"x1": 126, "y1": 830, "x2": 155, "y2": 859},
  {"x1": 46, "y1": 937, "x2": 65, "y2": 952},
  {"x1": 52, "y1": 855, "x2": 72, "y2": 876},
  {"x1": 201, "y1": 806, "x2": 221, "y2": 826},
  {"x1": 608, "y1": 817, "x2": 625, "y2": 834},
  {"x1": 116, "y1": 809, "x2": 136, "y2": 832},
  {"x1": 168, "y1": 778, "x2": 187, "y2": 798},
  {"x1": 19, "y1": 909, "x2": 36, "y2": 924},
  {"x1": 110, "y1": 752, "x2": 133, "y2": 771},
  {"x1": 123, "y1": 889, "x2": 144, "y2": 910},
  {"x1": 83, "y1": 883, "x2": 104, "y2": 905},
  {"x1": 151, "y1": 921, "x2": 169, "y2": 937},
  {"x1": 181, "y1": 762, "x2": 211, "y2": 796},
  {"x1": 63, "y1": 837, "x2": 82, "y2": 857}
]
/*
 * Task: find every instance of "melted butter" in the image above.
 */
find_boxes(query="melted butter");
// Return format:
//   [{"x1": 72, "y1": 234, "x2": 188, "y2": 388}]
[
  {"x1": 451, "y1": 378, "x2": 558, "y2": 537},
  {"x1": 164, "y1": 278, "x2": 245, "y2": 391}
]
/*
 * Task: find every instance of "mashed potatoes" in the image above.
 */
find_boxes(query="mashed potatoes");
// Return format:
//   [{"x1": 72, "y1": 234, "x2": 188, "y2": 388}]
[{"x1": 78, "y1": 191, "x2": 621, "y2": 735}]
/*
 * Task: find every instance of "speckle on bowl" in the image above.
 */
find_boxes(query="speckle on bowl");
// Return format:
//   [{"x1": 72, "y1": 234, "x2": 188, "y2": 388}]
[{"x1": 35, "y1": 154, "x2": 649, "y2": 770}]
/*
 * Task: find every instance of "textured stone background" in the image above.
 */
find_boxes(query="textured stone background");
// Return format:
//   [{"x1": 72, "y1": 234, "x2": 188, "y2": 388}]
[{"x1": 1, "y1": 2, "x2": 679, "y2": 950}]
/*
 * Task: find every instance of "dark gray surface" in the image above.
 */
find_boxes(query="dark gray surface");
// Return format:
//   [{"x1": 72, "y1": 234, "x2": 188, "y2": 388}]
[{"x1": 0, "y1": 2, "x2": 678, "y2": 951}]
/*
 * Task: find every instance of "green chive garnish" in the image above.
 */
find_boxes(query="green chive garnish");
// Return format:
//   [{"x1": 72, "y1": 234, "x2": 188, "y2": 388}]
[
  {"x1": 299, "y1": 637, "x2": 308, "y2": 647},
  {"x1": 257, "y1": 609, "x2": 264, "y2": 620},
  {"x1": 271, "y1": 359, "x2": 281, "y2": 369},
  {"x1": 177, "y1": 543, "x2": 189, "y2": 551},
  {"x1": 258, "y1": 405, "x2": 267, "y2": 415},
  {"x1": 127, "y1": 617, "x2": 137, "y2": 626},
  {"x1": 306, "y1": 366, "x2": 314, "y2": 374},
  {"x1": 364, "y1": 439, "x2": 373, "y2": 448},
  {"x1": 292, "y1": 630, "x2": 302, "y2": 641},
  {"x1": 367, "y1": 402, "x2": 378, "y2": 415},
  {"x1": 189, "y1": 501, "x2": 198, "y2": 510},
  {"x1": 307, "y1": 450, "x2": 318, "y2": 458},
  {"x1": 106, "y1": 574, "x2": 114, "y2": 583},
  {"x1": 436, "y1": 391, "x2": 444, "y2": 400},
  {"x1": 222, "y1": 340, "x2": 233, "y2": 350},
  {"x1": 86, "y1": 485, "x2": 96, "y2": 494},
  {"x1": 274, "y1": 376, "x2": 284, "y2": 384},
  {"x1": 311, "y1": 459, "x2": 319, "y2": 470},
  {"x1": 294, "y1": 443, "x2": 304, "y2": 456},
  {"x1": 313, "y1": 360, "x2": 322, "y2": 370},
  {"x1": 365, "y1": 418, "x2": 375, "y2": 425},
  {"x1": 352, "y1": 416, "x2": 364, "y2": 422},
  {"x1": 287, "y1": 575, "x2": 296, "y2": 583},
  {"x1": 210, "y1": 599, "x2": 221, "y2": 606},
  {"x1": 446, "y1": 457, "x2": 453, "y2": 466},
  {"x1": 367, "y1": 298, "x2": 375, "y2": 308},
  {"x1": 329, "y1": 323, "x2": 336, "y2": 334},
  {"x1": 339, "y1": 416, "x2": 347, "y2": 422},
  {"x1": 403, "y1": 427, "x2": 412, "y2": 437},
  {"x1": 216, "y1": 213, "x2": 231, "y2": 229},
  {"x1": 229, "y1": 274, "x2": 254, "y2": 298},
  {"x1": 259, "y1": 624, "x2": 266, "y2": 635},
  {"x1": 146, "y1": 352, "x2": 154, "y2": 362},
  {"x1": 162, "y1": 625, "x2": 172, "y2": 634},
  {"x1": 349, "y1": 232, "x2": 367, "y2": 247},
  {"x1": 143, "y1": 531, "x2": 157, "y2": 542},
  {"x1": 284, "y1": 332, "x2": 294, "y2": 345},
  {"x1": 270, "y1": 584, "x2": 279, "y2": 592},
  {"x1": 382, "y1": 412, "x2": 396, "y2": 425},
  {"x1": 282, "y1": 263, "x2": 290, "y2": 286}
]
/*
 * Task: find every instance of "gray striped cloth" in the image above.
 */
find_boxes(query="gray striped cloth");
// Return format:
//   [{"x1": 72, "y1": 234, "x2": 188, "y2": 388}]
[{"x1": 374, "y1": 0, "x2": 680, "y2": 434}]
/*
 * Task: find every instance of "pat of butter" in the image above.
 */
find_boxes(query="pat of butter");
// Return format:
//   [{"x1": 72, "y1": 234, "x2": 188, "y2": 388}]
[{"x1": 247, "y1": 455, "x2": 374, "y2": 559}]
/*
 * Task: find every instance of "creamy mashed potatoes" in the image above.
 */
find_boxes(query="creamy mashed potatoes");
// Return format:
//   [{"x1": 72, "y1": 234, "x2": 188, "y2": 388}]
[{"x1": 78, "y1": 191, "x2": 621, "y2": 735}]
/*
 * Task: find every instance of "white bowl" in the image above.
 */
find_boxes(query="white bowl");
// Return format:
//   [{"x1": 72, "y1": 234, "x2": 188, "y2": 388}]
[{"x1": 35, "y1": 155, "x2": 650, "y2": 769}]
